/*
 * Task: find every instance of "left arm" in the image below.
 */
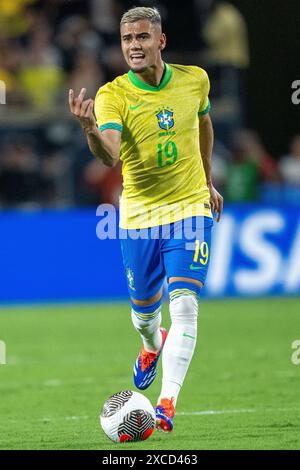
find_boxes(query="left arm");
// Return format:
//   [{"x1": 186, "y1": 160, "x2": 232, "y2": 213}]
[{"x1": 199, "y1": 113, "x2": 223, "y2": 222}]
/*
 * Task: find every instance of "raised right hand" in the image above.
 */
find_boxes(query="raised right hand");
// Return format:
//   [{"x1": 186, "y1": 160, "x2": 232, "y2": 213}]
[{"x1": 69, "y1": 88, "x2": 96, "y2": 132}]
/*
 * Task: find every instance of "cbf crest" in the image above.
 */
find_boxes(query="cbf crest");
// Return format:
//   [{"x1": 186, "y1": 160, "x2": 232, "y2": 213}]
[
  {"x1": 126, "y1": 268, "x2": 136, "y2": 291},
  {"x1": 156, "y1": 108, "x2": 174, "y2": 131}
]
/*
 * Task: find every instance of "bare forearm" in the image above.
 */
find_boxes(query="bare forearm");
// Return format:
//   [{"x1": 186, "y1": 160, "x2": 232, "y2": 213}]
[
  {"x1": 85, "y1": 127, "x2": 117, "y2": 167},
  {"x1": 200, "y1": 117, "x2": 214, "y2": 185},
  {"x1": 69, "y1": 88, "x2": 119, "y2": 168}
]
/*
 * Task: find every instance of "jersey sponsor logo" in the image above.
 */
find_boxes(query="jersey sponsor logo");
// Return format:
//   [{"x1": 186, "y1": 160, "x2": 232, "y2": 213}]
[{"x1": 156, "y1": 108, "x2": 174, "y2": 131}]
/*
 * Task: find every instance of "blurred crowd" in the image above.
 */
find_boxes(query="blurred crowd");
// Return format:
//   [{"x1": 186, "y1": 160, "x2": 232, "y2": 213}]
[{"x1": 0, "y1": 0, "x2": 299, "y2": 209}]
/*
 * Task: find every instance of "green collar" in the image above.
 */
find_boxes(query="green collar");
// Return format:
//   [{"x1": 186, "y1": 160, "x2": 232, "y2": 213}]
[{"x1": 127, "y1": 63, "x2": 172, "y2": 92}]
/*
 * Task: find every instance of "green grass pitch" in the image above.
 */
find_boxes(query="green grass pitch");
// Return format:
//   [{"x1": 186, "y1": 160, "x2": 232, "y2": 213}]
[{"x1": 0, "y1": 298, "x2": 300, "y2": 450}]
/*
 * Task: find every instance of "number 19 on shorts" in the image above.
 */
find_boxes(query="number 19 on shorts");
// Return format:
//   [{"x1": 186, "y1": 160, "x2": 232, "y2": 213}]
[{"x1": 194, "y1": 241, "x2": 209, "y2": 265}]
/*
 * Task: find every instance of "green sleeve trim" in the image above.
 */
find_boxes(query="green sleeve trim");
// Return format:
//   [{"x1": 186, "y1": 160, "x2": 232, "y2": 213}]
[
  {"x1": 198, "y1": 99, "x2": 211, "y2": 116},
  {"x1": 99, "y1": 123, "x2": 123, "y2": 132}
]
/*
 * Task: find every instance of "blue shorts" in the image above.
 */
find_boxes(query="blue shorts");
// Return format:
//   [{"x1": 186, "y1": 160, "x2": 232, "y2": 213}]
[{"x1": 120, "y1": 216, "x2": 213, "y2": 301}]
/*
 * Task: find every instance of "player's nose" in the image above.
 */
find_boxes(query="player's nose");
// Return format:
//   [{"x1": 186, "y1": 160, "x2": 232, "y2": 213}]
[{"x1": 130, "y1": 38, "x2": 142, "y2": 50}]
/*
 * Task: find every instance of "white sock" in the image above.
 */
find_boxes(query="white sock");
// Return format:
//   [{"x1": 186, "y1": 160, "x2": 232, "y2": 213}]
[
  {"x1": 158, "y1": 293, "x2": 198, "y2": 407},
  {"x1": 131, "y1": 306, "x2": 162, "y2": 353}
]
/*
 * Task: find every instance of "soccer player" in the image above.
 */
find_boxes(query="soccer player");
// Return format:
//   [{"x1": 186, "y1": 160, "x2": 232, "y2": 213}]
[{"x1": 69, "y1": 6, "x2": 223, "y2": 432}]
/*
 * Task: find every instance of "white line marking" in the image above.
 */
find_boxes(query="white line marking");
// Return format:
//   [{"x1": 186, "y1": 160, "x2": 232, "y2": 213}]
[
  {"x1": 177, "y1": 408, "x2": 300, "y2": 416},
  {"x1": 42, "y1": 416, "x2": 90, "y2": 422},
  {"x1": 5, "y1": 408, "x2": 299, "y2": 426},
  {"x1": 177, "y1": 409, "x2": 256, "y2": 416},
  {"x1": 43, "y1": 379, "x2": 62, "y2": 387},
  {"x1": 43, "y1": 377, "x2": 95, "y2": 387},
  {"x1": 65, "y1": 416, "x2": 89, "y2": 421}
]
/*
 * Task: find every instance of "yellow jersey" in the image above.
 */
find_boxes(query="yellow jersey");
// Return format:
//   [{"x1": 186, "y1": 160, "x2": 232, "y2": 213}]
[{"x1": 94, "y1": 63, "x2": 212, "y2": 229}]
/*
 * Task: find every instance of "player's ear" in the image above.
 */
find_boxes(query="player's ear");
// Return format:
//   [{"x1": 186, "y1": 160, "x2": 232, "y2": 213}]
[{"x1": 159, "y1": 33, "x2": 167, "y2": 51}]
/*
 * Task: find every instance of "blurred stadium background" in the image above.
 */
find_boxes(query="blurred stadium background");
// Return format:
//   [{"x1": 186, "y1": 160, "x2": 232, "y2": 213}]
[{"x1": 0, "y1": 0, "x2": 300, "y2": 450}]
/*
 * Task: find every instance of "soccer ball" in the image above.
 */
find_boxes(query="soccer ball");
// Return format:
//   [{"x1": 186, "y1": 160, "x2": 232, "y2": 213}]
[{"x1": 100, "y1": 390, "x2": 156, "y2": 443}]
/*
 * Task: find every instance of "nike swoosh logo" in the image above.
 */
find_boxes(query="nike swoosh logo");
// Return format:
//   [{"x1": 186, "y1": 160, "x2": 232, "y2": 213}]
[
  {"x1": 189, "y1": 264, "x2": 202, "y2": 271},
  {"x1": 129, "y1": 104, "x2": 143, "y2": 110}
]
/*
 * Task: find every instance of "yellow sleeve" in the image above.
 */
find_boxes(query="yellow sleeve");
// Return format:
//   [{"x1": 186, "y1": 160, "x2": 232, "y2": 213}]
[
  {"x1": 94, "y1": 85, "x2": 123, "y2": 133},
  {"x1": 198, "y1": 69, "x2": 211, "y2": 116}
]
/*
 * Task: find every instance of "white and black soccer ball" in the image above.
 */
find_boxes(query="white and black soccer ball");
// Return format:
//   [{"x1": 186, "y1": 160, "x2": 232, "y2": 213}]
[{"x1": 100, "y1": 390, "x2": 156, "y2": 443}]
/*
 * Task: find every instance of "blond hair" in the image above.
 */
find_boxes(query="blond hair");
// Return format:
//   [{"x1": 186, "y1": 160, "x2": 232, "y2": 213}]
[{"x1": 120, "y1": 7, "x2": 161, "y2": 26}]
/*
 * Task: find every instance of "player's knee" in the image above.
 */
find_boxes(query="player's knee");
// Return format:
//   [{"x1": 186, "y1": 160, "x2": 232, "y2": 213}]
[
  {"x1": 170, "y1": 295, "x2": 198, "y2": 325},
  {"x1": 131, "y1": 306, "x2": 161, "y2": 334},
  {"x1": 168, "y1": 281, "x2": 199, "y2": 324},
  {"x1": 131, "y1": 297, "x2": 162, "y2": 334}
]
